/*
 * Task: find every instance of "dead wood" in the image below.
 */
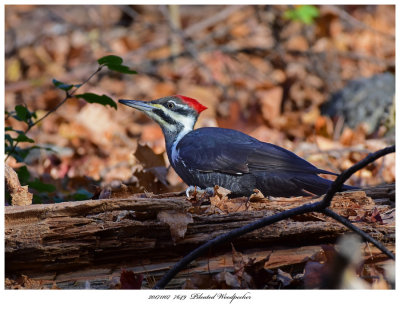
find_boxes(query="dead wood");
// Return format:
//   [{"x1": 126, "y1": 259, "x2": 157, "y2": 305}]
[{"x1": 5, "y1": 183, "x2": 395, "y2": 288}]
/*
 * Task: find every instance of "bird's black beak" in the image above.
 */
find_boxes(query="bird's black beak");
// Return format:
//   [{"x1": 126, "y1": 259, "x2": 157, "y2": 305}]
[{"x1": 118, "y1": 99, "x2": 154, "y2": 112}]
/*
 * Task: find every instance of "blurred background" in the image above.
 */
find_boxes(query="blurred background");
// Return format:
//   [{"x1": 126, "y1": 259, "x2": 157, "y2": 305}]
[{"x1": 4, "y1": 5, "x2": 395, "y2": 203}]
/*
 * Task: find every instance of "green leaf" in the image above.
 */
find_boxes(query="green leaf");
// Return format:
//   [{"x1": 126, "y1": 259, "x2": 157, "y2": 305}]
[
  {"x1": 15, "y1": 133, "x2": 35, "y2": 143},
  {"x1": 52, "y1": 78, "x2": 74, "y2": 91},
  {"x1": 28, "y1": 179, "x2": 56, "y2": 193},
  {"x1": 106, "y1": 63, "x2": 137, "y2": 74},
  {"x1": 16, "y1": 165, "x2": 31, "y2": 184},
  {"x1": 15, "y1": 105, "x2": 29, "y2": 122},
  {"x1": 284, "y1": 5, "x2": 319, "y2": 25},
  {"x1": 76, "y1": 93, "x2": 117, "y2": 109},
  {"x1": 98, "y1": 55, "x2": 123, "y2": 66},
  {"x1": 97, "y1": 55, "x2": 137, "y2": 74},
  {"x1": 5, "y1": 126, "x2": 13, "y2": 131}
]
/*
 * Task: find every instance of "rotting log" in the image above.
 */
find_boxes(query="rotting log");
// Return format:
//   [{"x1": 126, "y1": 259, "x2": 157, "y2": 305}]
[{"x1": 5, "y1": 183, "x2": 395, "y2": 288}]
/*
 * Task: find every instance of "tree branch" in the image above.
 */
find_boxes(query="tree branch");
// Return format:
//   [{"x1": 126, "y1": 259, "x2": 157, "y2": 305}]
[{"x1": 5, "y1": 65, "x2": 104, "y2": 162}]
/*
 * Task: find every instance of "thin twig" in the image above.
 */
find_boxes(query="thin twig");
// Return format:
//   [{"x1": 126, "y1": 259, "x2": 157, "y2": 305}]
[
  {"x1": 184, "y1": 5, "x2": 244, "y2": 37},
  {"x1": 326, "y1": 5, "x2": 395, "y2": 40},
  {"x1": 5, "y1": 65, "x2": 104, "y2": 162},
  {"x1": 218, "y1": 46, "x2": 395, "y2": 67},
  {"x1": 154, "y1": 145, "x2": 395, "y2": 289},
  {"x1": 160, "y1": 5, "x2": 228, "y2": 94},
  {"x1": 125, "y1": 5, "x2": 242, "y2": 59}
]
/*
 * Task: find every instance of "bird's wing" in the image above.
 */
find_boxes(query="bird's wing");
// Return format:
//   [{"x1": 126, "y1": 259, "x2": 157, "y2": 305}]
[
  {"x1": 176, "y1": 128, "x2": 335, "y2": 176},
  {"x1": 177, "y1": 128, "x2": 251, "y2": 174},
  {"x1": 247, "y1": 142, "x2": 337, "y2": 175}
]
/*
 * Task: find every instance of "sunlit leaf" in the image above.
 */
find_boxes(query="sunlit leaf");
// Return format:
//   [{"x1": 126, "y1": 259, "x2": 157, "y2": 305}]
[{"x1": 284, "y1": 5, "x2": 319, "y2": 24}]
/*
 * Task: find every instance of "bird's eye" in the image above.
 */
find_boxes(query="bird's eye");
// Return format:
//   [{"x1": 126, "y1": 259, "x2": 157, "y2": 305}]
[{"x1": 167, "y1": 101, "x2": 175, "y2": 109}]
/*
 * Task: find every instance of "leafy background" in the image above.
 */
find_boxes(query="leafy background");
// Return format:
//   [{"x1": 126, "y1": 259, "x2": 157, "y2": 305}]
[{"x1": 5, "y1": 5, "x2": 395, "y2": 204}]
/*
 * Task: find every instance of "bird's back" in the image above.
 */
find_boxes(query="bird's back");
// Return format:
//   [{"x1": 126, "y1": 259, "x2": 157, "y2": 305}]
[{"x1": 174, "y1": 127, "x2": 346, "y2": 197}]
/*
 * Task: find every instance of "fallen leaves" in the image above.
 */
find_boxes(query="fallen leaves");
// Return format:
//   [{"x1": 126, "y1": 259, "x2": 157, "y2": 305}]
[{"x1": 4, "y1": 5, "x2": 395, "y2": 206}]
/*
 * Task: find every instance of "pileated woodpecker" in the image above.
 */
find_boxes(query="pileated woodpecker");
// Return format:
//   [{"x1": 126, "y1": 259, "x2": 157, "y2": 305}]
[{"x1": 119, "y1": 95, "x2": 354, "y2": 197}]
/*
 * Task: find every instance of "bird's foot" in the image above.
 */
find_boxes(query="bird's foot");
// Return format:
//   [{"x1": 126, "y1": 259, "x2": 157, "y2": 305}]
[{"x1": 186, "y1": 186, "x2": 215, "y2": 199}]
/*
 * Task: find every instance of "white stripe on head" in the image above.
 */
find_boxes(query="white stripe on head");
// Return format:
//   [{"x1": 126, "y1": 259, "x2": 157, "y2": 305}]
[
  {"x1": 146, "y1": 110, "x2": 175, "y2": 131},
  {"x1": 150, "y1": 104, "x2": 196, "y2": 164}
]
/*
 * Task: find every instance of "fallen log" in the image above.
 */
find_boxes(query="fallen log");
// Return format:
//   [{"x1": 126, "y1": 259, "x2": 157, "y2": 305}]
[{"x1": 5, "y1": 183, "x2": 395, "y2": 288}]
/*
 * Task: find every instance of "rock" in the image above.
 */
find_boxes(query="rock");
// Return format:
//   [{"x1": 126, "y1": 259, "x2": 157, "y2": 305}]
[{"x1": 321, "y1": 73, "x2": 395, "y2": 136}]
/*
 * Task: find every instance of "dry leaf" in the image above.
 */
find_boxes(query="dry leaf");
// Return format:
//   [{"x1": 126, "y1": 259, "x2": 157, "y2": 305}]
[
  {"x1": 249, "y1": 189, "x2": 265, "y2": 202},
  {"x1": 214, "y1": 271, "x2": 241, "y2": 289},
  {"x1": 209, "y1": 186, "x2": 241, "y2": 212},
  {"x1": 231, "y1": 244, "x2": 252, "y2": 277},
  {"x1": 257, "y1": 87, "x2": 283, "y2": 126},
  {"x1": 120, "y1": 270, "x2": 143, "y2": 289}
]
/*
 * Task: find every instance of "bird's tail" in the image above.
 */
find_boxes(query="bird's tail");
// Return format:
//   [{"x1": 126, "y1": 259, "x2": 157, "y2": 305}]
[{"x1": 293, "y1": 175, "x2": 358, "y2": 196}]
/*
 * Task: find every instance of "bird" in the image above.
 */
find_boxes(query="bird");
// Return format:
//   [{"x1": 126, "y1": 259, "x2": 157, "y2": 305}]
[{"x1": 118, "y1": 95, "x2": 355, "y2": 197}]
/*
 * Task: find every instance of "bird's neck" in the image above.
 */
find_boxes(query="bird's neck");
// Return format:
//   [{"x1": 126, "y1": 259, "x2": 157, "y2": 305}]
[{"x1": 164, "y1": 122, "x2": 195, "y2": 164}]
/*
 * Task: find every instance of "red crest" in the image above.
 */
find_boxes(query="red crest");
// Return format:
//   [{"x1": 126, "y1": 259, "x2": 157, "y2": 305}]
[{"x1": 175, "y1": 95, "x2": 207, "y2": 113}]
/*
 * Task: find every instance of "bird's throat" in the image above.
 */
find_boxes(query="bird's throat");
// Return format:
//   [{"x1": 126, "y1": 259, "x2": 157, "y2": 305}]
[{"x1": 168, "y1": 126, "x2": 193, "y2": 165}]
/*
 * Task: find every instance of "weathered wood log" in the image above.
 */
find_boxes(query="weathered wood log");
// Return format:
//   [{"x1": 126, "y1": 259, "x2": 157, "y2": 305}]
[{"x1": 5, "y1": 183, "x2": 395, "y2": 288}]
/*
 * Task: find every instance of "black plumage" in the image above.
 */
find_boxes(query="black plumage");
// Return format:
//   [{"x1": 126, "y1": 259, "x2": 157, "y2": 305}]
[{"x1": 172, "y1": 127, "x2": 348, "y2": 197}]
